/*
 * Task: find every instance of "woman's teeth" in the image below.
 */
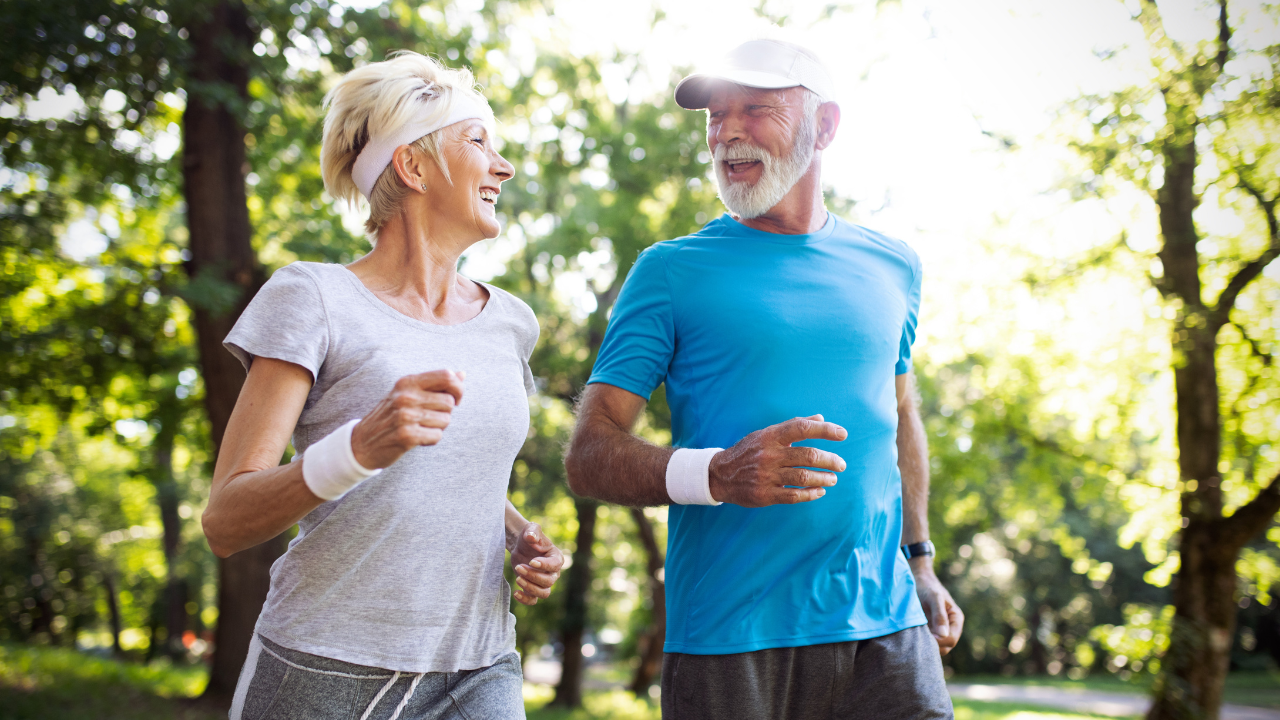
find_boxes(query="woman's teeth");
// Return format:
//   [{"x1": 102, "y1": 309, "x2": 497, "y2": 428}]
[{"x1": 479, "y1": 189, "x2": 498, "y2": 203}]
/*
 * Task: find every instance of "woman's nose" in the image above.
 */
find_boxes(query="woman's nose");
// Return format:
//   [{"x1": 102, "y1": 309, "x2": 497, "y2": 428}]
[{"x1": 493, "y1": 153, "x2": 514, "y2": 181}]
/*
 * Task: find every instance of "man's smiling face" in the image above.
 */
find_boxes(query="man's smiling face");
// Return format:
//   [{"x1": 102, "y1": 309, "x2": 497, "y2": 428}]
[{"x1": 705, "y1": 85, "x2": 817, "y2": 219}]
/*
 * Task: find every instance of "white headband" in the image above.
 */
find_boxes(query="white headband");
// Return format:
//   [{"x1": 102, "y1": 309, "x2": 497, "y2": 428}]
[{"x1": 351, "y1": 90, "x2": 492, "y2": 199}]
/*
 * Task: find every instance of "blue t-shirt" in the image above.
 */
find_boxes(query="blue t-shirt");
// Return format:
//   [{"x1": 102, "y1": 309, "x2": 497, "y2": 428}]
[{"x1": 588, "y1": 213, "x2": 928, "y2": 654}]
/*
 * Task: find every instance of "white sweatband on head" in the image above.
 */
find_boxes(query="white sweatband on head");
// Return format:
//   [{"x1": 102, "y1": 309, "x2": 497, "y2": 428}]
[
  {"x1": 665, "y1": 448, "x2": 724, "y2": 506},
  {"x1": 301, "y1": 418, "x2": 381, "y2": 501},
  {"x1": 351, "y1": 90, "x2": 493, "y2": 199}
]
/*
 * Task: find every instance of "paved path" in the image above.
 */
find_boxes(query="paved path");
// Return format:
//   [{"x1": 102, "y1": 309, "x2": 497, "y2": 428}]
[{"x1": 949, "y1": 683, "x2": 1280, "y2": 719}]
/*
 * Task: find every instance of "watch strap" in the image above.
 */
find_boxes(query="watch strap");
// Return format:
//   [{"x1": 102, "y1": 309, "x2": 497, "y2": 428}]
[{"x1": 901, "y1": 540, "x2": 935, "y2": 559}]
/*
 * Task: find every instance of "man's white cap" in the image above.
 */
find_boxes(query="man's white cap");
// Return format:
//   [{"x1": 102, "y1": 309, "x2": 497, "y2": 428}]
[{"x1": 674, "y1": 39, "x2": 835, "y2": 110}]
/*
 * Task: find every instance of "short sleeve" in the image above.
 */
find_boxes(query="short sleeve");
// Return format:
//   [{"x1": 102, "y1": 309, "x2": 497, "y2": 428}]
[
  {"x1": 587, "y1": 247, "x2": 676, "y2": 399},
  {"x1": 896, "y1": 250, "x2": 923, "y2": 376},
  {"x1": 515, "y1": 296, "x2": 540, "y2": 397},
  {"x1": 223, "y1": 263, "x2": 329, "y2": 380}
]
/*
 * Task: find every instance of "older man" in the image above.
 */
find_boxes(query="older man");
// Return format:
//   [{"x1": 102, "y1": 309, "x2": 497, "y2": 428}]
[{"x1": 565, "y1": 40, "x2": 961, "y2": 719}]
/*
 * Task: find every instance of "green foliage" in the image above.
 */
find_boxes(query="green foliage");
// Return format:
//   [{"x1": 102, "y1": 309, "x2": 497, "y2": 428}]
[
  {"x1": 1090, "y1": 604, "x2": 1173, "y2": 678},
  {"x1": 920, "y1": 354, "x2": 1169, "y2": 677}
]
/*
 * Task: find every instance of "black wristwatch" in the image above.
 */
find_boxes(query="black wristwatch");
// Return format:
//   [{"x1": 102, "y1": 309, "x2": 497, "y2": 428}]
[{"x1": 901, "y1": 540, "x2": 935, "y2": 560}]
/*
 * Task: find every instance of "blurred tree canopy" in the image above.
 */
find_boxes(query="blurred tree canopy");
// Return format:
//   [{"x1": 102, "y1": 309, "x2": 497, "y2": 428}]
[{"x1": 1, "y1": 0, "x2": 1279, "y2": 717}]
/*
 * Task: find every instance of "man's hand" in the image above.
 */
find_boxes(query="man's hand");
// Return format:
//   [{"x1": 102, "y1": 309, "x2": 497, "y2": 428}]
[
  {"x1": 707, "y1": 414, "x2": 848, "y2": 507},
  {"x1": 912, "y1": 559, "x2": 964, "y2": 655},
  {"x1": 508, "y1": 522, "x2": 564, "y2": 606}
]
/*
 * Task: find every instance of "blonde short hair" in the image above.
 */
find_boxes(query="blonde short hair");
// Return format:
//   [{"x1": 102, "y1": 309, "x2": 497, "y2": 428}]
[{"x1": 321, "y1": 52, "x2": 494, "y2": 239}]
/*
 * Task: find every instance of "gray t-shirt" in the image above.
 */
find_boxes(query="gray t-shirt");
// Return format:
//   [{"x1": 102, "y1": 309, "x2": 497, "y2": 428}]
[{"x1": 223, "y1": 261, "x2": 538, "y2": 673}]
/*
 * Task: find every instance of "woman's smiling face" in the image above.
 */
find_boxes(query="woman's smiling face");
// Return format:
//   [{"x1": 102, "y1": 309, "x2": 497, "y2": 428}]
[{"x1": 421, "y1": 119, "x2": 514, "y2": 241}]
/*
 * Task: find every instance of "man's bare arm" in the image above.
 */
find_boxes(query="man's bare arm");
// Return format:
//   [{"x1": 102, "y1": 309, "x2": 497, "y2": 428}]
[
  {"x1": 897, "y1": 371, "x2": 965, "y2": 655},
  {"x1": 564, "y1": 383, "x2": 675, "y2": 506},
  {"x1": 566, "y1": 383, "x2": 849, "y2": 508},
  {"x1": 898, "y1": 372, "x2": 931, "y2": 547}
]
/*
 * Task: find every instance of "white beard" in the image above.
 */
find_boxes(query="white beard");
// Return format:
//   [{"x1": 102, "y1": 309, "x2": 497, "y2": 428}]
[{"x1": 713, "y1": 118, "x2": 816, "y2": 220}]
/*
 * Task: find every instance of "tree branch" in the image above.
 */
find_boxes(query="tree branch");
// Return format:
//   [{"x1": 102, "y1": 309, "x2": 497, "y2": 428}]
[
  {"x1": 1136, "y1": 0, "x2": 1179, "y2": 65},
  {"x1": 1227, "y1": 321, "x2": 1275, "y2": 416},
  {"x1": 1022, "y1": 233, "x2": 1129, "y2": 290},
  {"x1": 1216, "y1": 0, "x2": 1231, "y2": 71},
  {"x1": 1233, "y1": 322, "x2": 1274, "y2": 367},
  {"x1": 1212, "y1": 175, "x2": 1280, "y2": 329},
  {"x1": 1221, "y1": 471, "x2": 1280, "y2": 550}
]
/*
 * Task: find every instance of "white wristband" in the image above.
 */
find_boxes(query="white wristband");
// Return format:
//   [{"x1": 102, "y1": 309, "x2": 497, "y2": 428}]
[
  {"x1": 301, "y1": 419, "x2": 381, "y2": 501},
  {"x1": 665, "y1": 448, "x2": 724, "y2": 506}
]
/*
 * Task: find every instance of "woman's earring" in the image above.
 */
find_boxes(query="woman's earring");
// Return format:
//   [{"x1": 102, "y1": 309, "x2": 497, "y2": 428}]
[{"x1": 420, "y1": 183, "x2": 427, "y2": 191}]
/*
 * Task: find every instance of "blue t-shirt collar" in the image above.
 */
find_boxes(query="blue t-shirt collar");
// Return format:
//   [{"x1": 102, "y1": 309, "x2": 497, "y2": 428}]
[{"x1": 711, "y1": 211, "x2": 838, "y2": 245}]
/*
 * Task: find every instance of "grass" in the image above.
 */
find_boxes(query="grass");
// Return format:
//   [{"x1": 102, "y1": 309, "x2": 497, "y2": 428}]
[
  {"x1": 0, "y1": 644, "x2": 222, "y2": 720},
  {"x1": 525, "y1": 686, "x2": 661, "y2": 719}
]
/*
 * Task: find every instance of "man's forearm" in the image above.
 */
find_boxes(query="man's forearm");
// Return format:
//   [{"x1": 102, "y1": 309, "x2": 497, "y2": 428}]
[
  {"x1": 897, "y1": 376, "x2": 931, "y2": 548},
  {"x1": 565, "y1": 385, "x2": 675, "y2": 506}
]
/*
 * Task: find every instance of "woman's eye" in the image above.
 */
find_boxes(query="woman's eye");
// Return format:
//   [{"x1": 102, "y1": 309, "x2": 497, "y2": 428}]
[{"x1": 471, "y1": 137, "x2": 485, "y2": 146}]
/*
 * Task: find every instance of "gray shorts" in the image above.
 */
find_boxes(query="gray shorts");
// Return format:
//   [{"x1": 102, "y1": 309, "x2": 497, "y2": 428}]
[
  {"x1": 660, "y1": 625, "x2": 952, "y2": 720},
  {"x1": 229, "y1": 634, "x2": 525, "y2": 720}
]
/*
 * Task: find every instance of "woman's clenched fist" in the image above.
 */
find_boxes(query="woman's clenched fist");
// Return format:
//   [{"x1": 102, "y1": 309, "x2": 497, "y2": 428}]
[{"x1": 351, "y1": 370, "x2": 466, "y2": 469}]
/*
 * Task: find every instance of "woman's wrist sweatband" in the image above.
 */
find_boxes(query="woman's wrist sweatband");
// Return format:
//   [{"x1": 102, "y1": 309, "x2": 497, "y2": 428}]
[
  {"x1": 301, "y1": 418, "x2": 381, "y2": 501},
  {"x1": 665, "y1": 448, "x2": 724, "y2": 506}
]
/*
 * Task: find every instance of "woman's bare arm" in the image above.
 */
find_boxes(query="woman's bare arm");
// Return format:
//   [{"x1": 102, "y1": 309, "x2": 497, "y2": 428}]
[
  {"x1": 202, "y1": 357, "x2": 319, "y2": 558},
  {"x1": 203, "y1": 358, "x2": 466, "y2": 558}
]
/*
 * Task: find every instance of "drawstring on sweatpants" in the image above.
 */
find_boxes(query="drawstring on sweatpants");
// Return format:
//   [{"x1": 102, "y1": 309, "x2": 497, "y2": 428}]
[
  {"x1": 258, "y1": 643, "x2": 423, "y2": 720},
  {"x1": 359, "y1": 670, "x2": 425, "y2": 720}
]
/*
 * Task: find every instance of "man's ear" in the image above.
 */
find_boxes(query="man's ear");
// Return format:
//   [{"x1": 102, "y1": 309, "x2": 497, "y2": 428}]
[
  {"x1": 814, "y1": 101, "x2": 841, "y2": 151},
  {"x1": 391, "y1": 145, "x2": 427, "y2": 192}
]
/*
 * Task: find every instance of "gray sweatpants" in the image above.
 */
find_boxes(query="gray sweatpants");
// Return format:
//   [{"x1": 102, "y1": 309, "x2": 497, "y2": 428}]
[
  {"x1": 229, "y1": 634, "x2": 526, "y2": 720},
  {"x1": 660, "y1": 625, "x2": 952, "y2": 720}
]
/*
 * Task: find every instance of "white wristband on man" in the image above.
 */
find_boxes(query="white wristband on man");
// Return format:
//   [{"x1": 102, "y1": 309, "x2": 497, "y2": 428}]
[
  {"x1": 665, "y1": 448, "x2": 724, "y2": 506},
  {"x1": 301, "y1": 418, "x2": 381, "y2": 501}
]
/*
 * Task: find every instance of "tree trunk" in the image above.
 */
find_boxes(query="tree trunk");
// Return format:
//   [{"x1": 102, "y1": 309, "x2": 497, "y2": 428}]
[
  {"x1": 629, "y1": 507, "x2": 665, "y2": 697},
  {"x1": 1028, "y1": 605, "x2": 1049, "y2": 676},
  {"x1": 1148, "y1": 327, "x2": 1237, "y2": 720},
  {"x1": 25, "y1": 537, "x2": 58, "y2": 644},
  {"x1": 553, "y1": 498, "x2": 598, "y2": 708},
  {"x1": 152, "y1": 398, "x2": 188, "y2": 660},
  {"x1": 180, "y1": 0, "x2": 284, "y2": 699},
  {"x1": 102, "y1": 570, "x2": 123, "y2": 656},
  {"x1": 1145, "y1": 26, "x2": 1242, "y2": 716}
]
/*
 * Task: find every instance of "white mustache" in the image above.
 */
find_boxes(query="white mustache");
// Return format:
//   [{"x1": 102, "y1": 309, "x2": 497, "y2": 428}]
[{"x1": 714, "y1": 143, "x2": 772, "y2": 165}]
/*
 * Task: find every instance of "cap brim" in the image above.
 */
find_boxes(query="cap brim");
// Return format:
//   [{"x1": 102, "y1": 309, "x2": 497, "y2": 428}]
[{"x1": 674, "y1": 70, "x2": 802, "y2": 109}]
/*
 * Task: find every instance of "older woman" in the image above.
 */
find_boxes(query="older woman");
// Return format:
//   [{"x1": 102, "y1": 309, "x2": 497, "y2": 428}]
[{"x1": 203, "y1": 52, "x2": 563, "y2": 720}]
